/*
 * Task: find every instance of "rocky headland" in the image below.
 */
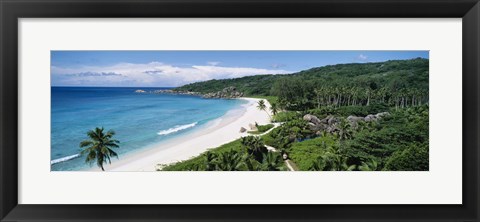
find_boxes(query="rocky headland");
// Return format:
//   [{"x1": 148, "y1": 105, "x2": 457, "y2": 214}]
[{"x1": 134, "y1": 86, "x2": 244, "y2": 99}]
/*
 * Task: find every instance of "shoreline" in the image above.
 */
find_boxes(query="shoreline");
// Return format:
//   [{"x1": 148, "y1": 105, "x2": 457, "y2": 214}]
[{"x1": 95, "y1": 97, "x2": 272, "y2": 172}]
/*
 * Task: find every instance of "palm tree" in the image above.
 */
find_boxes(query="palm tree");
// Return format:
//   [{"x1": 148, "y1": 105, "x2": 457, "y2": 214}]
[
  {"x1": 352, "y1": 87, "x2": 360, "y2": 106},
  {"x1": 260, "y1": 152, "x2": 284, "y2": 171},
  {"x1": 241, "y1": 136, "x2": 268, "y2": 162},
  {"x1": 242, "y1": 153, "x2": 262, "y2": 171},
  {"x1": 365, "y1": 88, "x2": 372, "y2": 106},
  {"x1": 379, "y1": 87, "x2": 388, "y2": 103},
  {"x1": 336, "y1": 118, "x2": 353, "y2": 140},
  {"x1": 204, "y1": 151, "x2": 218, "y2": 171},
  {"x1": 270, "y1": 102, "x2": 279, "y2": 116},
  {"x1": 216, "y1": 150, "x2": 243, "y2": 171},
  {"x1": 80, "y1": 127, "x2": 120, "y2": 171},
  {"x1": 323, "y1": 152, "x2": 356, "y2": 171},
  {"x1": 314, "y1": 88, "x2": 322, "y2": 108},
  {"x1": 257, "y1": 100, "x2": 271, "y2": 118}
]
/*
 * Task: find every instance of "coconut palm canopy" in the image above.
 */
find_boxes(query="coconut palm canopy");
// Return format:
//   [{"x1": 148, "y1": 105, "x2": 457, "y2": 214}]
[{"x1": 80, "y1": 127, "x2": 120, "y2": 171}]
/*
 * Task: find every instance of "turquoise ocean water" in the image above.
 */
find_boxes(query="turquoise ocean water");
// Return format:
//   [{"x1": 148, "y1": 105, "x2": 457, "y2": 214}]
[{"x1": 51, "y1": 87, "x2": 246, "y2": 171}]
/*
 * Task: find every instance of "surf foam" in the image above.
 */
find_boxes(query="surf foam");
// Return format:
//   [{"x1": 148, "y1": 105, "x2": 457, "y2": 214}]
[
  {"x1": 157, "y1": 122, "x2": 198, "y2": 136},
  {"x1": 51, "y1": 153, "x2": 81, "y2": 165}
]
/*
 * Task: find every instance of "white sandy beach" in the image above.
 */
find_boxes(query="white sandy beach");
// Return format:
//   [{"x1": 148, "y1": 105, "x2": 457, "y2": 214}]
[{"x1": 100, "y1": 97, "x2": 272, "y2": 171}]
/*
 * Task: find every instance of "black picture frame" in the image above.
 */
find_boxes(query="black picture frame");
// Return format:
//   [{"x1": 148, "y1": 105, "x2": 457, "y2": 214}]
[{"x1": 1, "y1": 0, "x2": 479, "y2": 221}]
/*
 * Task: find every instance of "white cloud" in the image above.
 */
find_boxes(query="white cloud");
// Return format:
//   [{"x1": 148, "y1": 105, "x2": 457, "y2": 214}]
[
  {"x1": 207, "y1": 61, "x2": 220, "y2": 66},
  {"x1": 357, "y1": 54, "x2": 368, "y2": 61},
  {"x1": 51, "y1": 61, "x2": 291, "y2": 87}
]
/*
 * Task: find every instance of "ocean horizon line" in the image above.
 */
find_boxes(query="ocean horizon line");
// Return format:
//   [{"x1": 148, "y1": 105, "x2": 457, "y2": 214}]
[{"x1": 51, "y1": 86, "x2": 178, "y2": 88}]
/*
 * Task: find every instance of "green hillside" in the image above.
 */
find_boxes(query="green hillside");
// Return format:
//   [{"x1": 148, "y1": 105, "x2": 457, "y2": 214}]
[
  {"x1": 175, "y1": 58, "x2": 428, "y2": 111},
  {"x1": 174, "y1": 74, "x2": 279, "y2": 96},
  {"x1": 175, "y1": 58, "x2": 428, "y2": 95},
  {"x1": 163, "y1": 58, "x2": 429, "y2": 171}
]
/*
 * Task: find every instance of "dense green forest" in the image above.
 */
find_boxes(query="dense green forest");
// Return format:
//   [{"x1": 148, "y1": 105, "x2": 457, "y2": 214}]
[
  {"x1": 163, "y1": 58, "x2": 429, "y2": 171},
  {"x1": 175, "y1": 58, "x2": 428, "y2": 110}
]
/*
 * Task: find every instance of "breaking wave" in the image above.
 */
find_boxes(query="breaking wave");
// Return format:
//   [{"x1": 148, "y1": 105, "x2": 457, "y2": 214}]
[
  {"x1": 51, "y1": 153, "x2": 81, "y2": 165},
  {"x1": 157, "y1": 122, "x2": 198, "y2": 136}
]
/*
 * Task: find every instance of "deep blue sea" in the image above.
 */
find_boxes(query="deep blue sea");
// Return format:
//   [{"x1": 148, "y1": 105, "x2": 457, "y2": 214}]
[{"x1": 51, "y1": 87, "x2": 246, "y2": 171}]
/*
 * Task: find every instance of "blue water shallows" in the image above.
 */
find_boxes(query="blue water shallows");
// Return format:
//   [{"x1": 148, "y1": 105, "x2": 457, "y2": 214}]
[{"x1": 51, "y1": 87, "x2": 246, "y2": 171}]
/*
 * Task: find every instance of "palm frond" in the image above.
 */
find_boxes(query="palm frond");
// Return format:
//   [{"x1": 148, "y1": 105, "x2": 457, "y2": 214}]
[
  {"x1": 109, "y1": 148, "x2": 119, "y2": 157},
  {"x1": 79, "y1": 140, "x2": 93, "y2": 147},
  {"x1": 104, "y1": 142, "x2": 120, "y2": 148}
]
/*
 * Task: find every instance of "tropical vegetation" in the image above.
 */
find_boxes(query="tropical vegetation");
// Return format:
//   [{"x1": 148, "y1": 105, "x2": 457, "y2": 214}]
[
  {"x1": 164, "y1": 58, "x2": 429, "y2": 171},
  {"x1": 162, "y1": 136, "x2": 285, "y2": 171}
]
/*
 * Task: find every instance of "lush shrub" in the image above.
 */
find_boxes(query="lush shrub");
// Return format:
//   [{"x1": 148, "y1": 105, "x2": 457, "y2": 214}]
[
  {"x1": 248, "y1": 124, "x2": 274, "y2": 134},
  {"x1": 257, "y1": 124, "x2": 274, "y2": 132},
  {"x1": 261, "y1": 119, "x2": 313, "y2": 151},
  {"x1": 162, "y1": 139, "x2": 245, "y2": 171},
  {"x1": 343, "y1": 105, "x2": 429, "y2": 170},
  {"x1": 273, "y1": 111, "x2": 301, "y2": 122},
  {"x1": 384, "y1": 143, "x2": 429, "y2": 171},
  {"x1": 162, "y1": 136, "x2": 286, "y2": 171},
  {"x1": 287, "y1": 135, "x2": 337, "y2": 171},
  {"x1": 337, "y1": 103, "x2": 390, "y2": 116},
  {"x1": 307, "y1": 107, "x2": 338, "y2": 119}
]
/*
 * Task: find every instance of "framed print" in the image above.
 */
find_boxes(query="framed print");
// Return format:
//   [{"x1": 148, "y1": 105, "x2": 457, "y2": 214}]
[{"x1": 1, "y1": 0, "x2": 479, "y2": 221}]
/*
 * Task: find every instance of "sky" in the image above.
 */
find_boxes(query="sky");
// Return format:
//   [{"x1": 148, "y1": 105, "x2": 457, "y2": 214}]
[{"x1": 51, "y1": 51, "x2": 429, "y2": 87}]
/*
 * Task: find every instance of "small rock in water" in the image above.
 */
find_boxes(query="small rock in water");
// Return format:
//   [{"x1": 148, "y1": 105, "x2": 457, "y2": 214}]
[{"x1": 239, "y1": 127, "x2": 247, "y2": 133}]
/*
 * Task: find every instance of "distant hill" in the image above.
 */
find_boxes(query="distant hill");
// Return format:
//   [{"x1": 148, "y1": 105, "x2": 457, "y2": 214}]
[{"x1": 174, "y1": 58, "x2": 429, "y2": 97}]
